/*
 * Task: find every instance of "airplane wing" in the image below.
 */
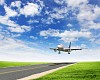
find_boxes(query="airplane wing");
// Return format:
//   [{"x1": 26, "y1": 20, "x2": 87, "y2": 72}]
[
  {"x1": 50, "y1": 48, "x2": 58, "y2": 52},
  {"x1": 50, "y1": 48, "x2": 57, "y2": 50},
  {"x1": 70, "y1": 49, "x2": 82, "y2": 50}
]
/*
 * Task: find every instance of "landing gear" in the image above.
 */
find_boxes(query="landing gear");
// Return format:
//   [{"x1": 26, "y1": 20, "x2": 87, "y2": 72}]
[
  {"x1": 54, "y1": 49, "x2": 57, "y2": 52},
  {"x1": 68, "y1": 52, "x2": 70, "y2": 54},
  {"x1": 58, "y1": 51, "x2": 61, "y2": 54}
]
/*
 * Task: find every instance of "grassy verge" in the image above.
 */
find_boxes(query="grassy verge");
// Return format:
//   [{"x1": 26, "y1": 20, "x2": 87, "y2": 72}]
[
  {"x1": 35, "y1": 62, "x2": 100, "y2": 80},
  {"x1": 0, "y1": 61, "x2": 48, "y2": 68}
]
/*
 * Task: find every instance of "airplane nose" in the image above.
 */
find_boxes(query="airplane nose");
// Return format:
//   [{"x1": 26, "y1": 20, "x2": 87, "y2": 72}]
[{"x1": 57, "y1": 44, "x2": 63, "y2": 48}]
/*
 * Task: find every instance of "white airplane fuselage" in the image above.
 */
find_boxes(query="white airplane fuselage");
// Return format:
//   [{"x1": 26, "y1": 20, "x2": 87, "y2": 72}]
[
  {"x1": 57, "y1": 44, "x2": 70, "y2": 52},
  {"x1": 50, "y1": 42, "x2": 82, "y2": 54}
]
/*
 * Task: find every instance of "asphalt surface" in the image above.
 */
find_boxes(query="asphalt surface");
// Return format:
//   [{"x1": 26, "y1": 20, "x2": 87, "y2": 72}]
[{"x1": 0, "y1": 62, "x2": 74, "y2": 80}]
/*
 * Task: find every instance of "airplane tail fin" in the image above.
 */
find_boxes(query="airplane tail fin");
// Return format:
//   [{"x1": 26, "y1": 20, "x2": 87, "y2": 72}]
[
  {"x1": 69, "y1": 42, "x2": 71, "y2": 49},
  {"x1": 68, "y1": 42, "x2": 71, "y2": 54}
]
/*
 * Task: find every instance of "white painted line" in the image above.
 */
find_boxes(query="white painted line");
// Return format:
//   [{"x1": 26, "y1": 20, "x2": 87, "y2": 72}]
[{"x1": 18, "y1": 63, "x2": 76, "y2": 80}]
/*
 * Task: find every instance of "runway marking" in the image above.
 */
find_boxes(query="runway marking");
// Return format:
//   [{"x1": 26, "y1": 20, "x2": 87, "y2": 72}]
[{"x1": 0, "y1": 65, "x2": 48, "y2": 75}]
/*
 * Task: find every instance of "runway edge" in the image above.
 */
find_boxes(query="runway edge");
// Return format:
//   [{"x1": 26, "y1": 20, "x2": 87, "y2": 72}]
[{"x1": 18, "y1": 63, "x2": 76, "y2": 80}]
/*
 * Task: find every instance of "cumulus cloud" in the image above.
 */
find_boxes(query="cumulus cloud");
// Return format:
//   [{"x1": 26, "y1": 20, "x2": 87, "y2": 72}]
[
  {"x1": 50, "y1": 8, "x2": 68, "y2": 19},
  {"x1": 28, "y1": 19, "x2": 39, "y2": 24},
  {"x1": 41, "y1": 2, "x2": 68, "y2": 24},
  {"x1": 11, "y1": 34, "x2": 21, "y2": 38},
  {"x1": 0, "y1": 37, "x2": 59, "y2": 62},
  {"x1": 54, "y1": 0, "x2": 65, "y2": 5},
  {"x1": 54, "y1": 0, "x2": 100, "y2": 31},
  {"x1": 10, "y1": 1, "x2": 21, "y2": 8},
  {"x1": 66, "y1": 0, "x2": 88, "y2": 8},
  {"x1": 65, "y1": 0, "x2": 100, "y2": 30},
  {"x1": 20, "y1": 3, "x2": 40, "y2": 17},
  {"x1": 59, "y1": 30, "x2": 91, "y2": 42},
  {"x1": 80, "y1": 44, "x2": 87, "y2": 48},
  {"x1": 81, "y1": 21, "x2": 100, "y2": 30},
  {"x1": 21, "y1": 25, "x2": 31, "y2": 31},
  {"x1": 49, "y1": 6, "x2": 68, "y2": 20},
  {"x1": 0, "y1": 0, "x2": 5, "y2": 5},
  {"x1": 40, "y1": 29, "x2": 59, "y2": 37},
  {"x1": 30, "y1": 36, "x2": 37, "y2": 40},
  {"x1": 8, "y1": 25, "x2": 31, "y2": 33},
  {"x1": 0, "y1": 16, "x2": 16, "y2": 27},
  {"x1": 94, "y1": 6, "x2": 100, "y2": 18},
  {"x1": 4, "y1": 5, "x2": 18, "y2": 17},
  {"x1": 40, "y1": 29, "x2": 91, "y2": 42},
  {"x1": 0, "y1": 16, "x2": 31, "y2": 33},
  {"x1": 43, "y1": 0, "x2": 100, "y2": 31},
  {"x1": 67, "y1": 23, "x2": 73, "y2": 27},
  {"x1": 77, "y1": 5, "x2": 100, "y2": 30}
]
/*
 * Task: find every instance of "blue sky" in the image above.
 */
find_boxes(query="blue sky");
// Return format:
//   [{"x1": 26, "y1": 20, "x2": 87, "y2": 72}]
[{"x1": 0, "y1": 0, "x2": 100, "y2": 62}]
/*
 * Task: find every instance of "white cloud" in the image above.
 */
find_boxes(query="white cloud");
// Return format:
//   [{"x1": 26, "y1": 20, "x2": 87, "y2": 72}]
[
  {"x1": 77, "y1": 4, "x2": 100, "y2": 22},
  {"x1": 0, "y1": 34, "x2": 4, "y2": 39},
  {"x1": 50, "y1": 13, "x2": 64, "y2": 19},
  {"x1": 77, "y1": 10, "x2": 95, "y2": 21},
  {"x1": 20, "y1": 3, "x2": 40, "y2": 17},
  {"x1": 66, "y1": 0, "x2": 88, "y2": 8},
  {"x1": 40, "y1": 29, "x2": 91, "y2": 42},
  {"x1": 67, "y1": 23, "x2": 73, "y2": 27},
  {"x1": 21, "y1": 25, "x2": 31, "y2": 31},
  {"x1": 95, "y1": 39, "x2": 100, "y2": 44},
  {"x1": 0, "y1": 0, "x2": 5, "y2": 5},
  {"x1": 28, "y1": 19, "x2": 39, "y2": 24},
  {"x1": 10, "y1": 1, "x2": 21, "y2": 8},
  {"x1": 54, "y1": 0, "x2": 65, "y2": 5},
  {"x1": 41, "y1": 4, "x2": 68, "y2": 24},
  {"x1": 50, "y1": 7, "x2": 68, "y2": 19},
  {"x1": 74, "y1": 1, "x2": 100, "y2": 30},
  {"x1": 30, "y1": 36, "x2": 37, "y2": 40},
  {"x1": 4, "y1": 5, "x2": 18, "y2": 17},
  {"x1": 0, "y1": 16, "x2": 31, "y2": 33},
  {"x1": 8, "y1": 26, "x2": 24, "y2": 33},
  {"x1": 94, "y1": 6, "x2": 100, "y2": 18},
  {"x1": 0, "y1": 37, "x2": 100, "y2": 62},
  {"x1": 80, "y1": 44, "x2": 87, "y2": 48},
  {"x1": 59, "y1": 30, "x2": 91, "y2": 42},
  {"x1": 63, "y1": 0, "x2": 100, "y2": 30},
  {"x1": 0, "y1": 16, "x2": 16, "y2": 27},
  {"x1": 8, "y1": 25, "x2": 31, "y2": 33},
  {"x1": 81, "y1": 21, "x2": 100, "y2": 29},
  {"x1": 0, "y1": 37, "x2": 59, "y2": 62},
  {"x1": 11, "y1": 34, "x2": 21, "y2": 38},
  {"x1": 64, "y1": 49, "x2": 100, "y2": 62},
  {"x1": 43, "y1": 0, "x2": 100, "y2": 30},
  {"x1": 40, "y1": 28, "x2": 59, "y2": 37},
  {"x1": 41, "y1": 17, "x2": 54, "y2": 24}
]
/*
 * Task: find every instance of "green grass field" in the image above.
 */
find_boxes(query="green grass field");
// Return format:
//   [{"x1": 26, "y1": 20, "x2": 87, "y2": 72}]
[
  {"x1": 35, "y1": 62, "x2": 100, "y2": 80},
  {"x1": 0, "y1": 61, "x2": 48, "y2": 68}
]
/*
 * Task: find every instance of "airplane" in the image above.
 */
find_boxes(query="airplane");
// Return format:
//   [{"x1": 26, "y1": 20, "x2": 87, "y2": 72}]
[{"x1": 50, "y1": 42, "x2": 82, "y2": 54}]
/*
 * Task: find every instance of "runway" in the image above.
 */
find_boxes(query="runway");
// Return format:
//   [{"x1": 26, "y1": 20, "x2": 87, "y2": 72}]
[{"x1": 0, "y1": 63, "x2": 74, "y2": 80}]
